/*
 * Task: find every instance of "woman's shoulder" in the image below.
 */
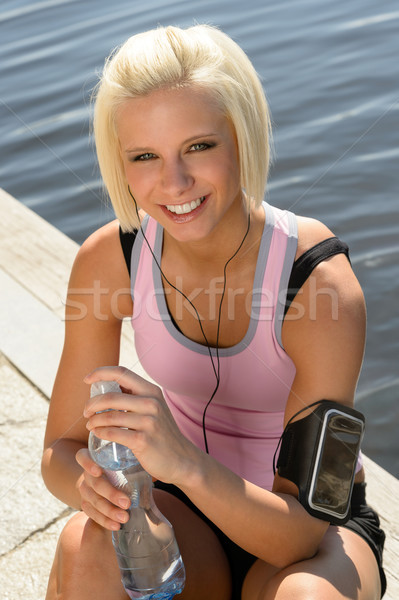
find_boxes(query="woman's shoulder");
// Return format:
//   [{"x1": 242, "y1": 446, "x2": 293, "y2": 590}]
[
  {"x1": 69, "y1": 219, "x2": 132, "y2": 315},
  {"x1": 295, "y1": 215, "x2": 335, "y2": 260},
  {"x1": 292, "y1": 214, "x2": 362, "y2": 305},
  {"x1": 73, "y1": 219, "x2": 125, "y2": 274},
  {"x1": 78, "y1": 218, "x2": 120, "y2": 256}
]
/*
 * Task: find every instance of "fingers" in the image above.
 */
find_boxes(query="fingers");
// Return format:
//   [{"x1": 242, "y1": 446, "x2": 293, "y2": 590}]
[
  {"x1": 79, "y1": 479, "x2": 130, "y2": 531},
  {"x1": 83, "y1": 391, "x2": 160, "y2": 419},
  {"x1": 84, "y1": 366, "x2": 160, "y2": 399},
  {"x1": 76, "y1": 448, "x2": 131, "y2": 530},
  {"x1": 84, "y1": 408, "x2": 159, "y2": 458}
]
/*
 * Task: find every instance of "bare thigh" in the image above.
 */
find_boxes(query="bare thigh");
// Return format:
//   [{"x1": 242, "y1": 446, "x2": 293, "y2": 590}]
[
  {"x1": 45, "y1": 489, "x2": 232, "y2": 600},
  {"x1": 242, "y1": 526, "x2": 381, "y2": 600}
]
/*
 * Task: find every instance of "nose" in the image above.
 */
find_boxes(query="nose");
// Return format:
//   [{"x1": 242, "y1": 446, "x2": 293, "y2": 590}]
[{"x1": 161, "y1": 157, "x2": 194, "y2": 197}]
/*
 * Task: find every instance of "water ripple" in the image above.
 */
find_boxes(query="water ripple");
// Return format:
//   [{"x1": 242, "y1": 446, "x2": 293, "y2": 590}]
[
  {"x1": 338, "y1": 10, "x2": 399, "y2": 30},
  {"x1": 0, "y1": 0, "x2": 79, "y2": 23}
]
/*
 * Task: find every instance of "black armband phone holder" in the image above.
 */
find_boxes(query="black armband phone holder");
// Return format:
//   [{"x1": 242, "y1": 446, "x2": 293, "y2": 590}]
[{"x1": 273, "y1": 400, "x2": 365, "y2": 525}]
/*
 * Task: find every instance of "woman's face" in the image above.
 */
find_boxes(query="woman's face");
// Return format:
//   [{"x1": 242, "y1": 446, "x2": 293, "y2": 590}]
[{"x1": 116, "y1": 86, "x2": 243, "y2": 244}]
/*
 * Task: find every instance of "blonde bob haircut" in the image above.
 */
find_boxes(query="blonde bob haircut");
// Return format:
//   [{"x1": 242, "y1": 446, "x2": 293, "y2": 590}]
[{"x1": 93, "y1": 24, "x2": 272, "y2": 231}]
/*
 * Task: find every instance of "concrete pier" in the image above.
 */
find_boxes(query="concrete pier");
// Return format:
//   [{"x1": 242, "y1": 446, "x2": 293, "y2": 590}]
[{"x1": 0, "y1": 187, "x2": 398, "y2": 598}]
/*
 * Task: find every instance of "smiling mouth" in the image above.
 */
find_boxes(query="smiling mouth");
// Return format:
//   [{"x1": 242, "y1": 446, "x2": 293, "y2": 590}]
[{"x1": 165, "y1": 196, "x2": 206, "y2": 215}]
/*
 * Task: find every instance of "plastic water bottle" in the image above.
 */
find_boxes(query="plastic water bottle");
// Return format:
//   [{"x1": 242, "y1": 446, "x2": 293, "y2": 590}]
[{"x1": 88, "y1": 381, "x2": 186, "y2": 600}]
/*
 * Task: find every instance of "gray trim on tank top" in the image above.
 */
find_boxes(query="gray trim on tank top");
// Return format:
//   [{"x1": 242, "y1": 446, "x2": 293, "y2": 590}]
[
  {"x1": 130, "y1": 216, "x2": 149, "y2": 300},
  {"x1": 150, "y1": 202, "x2": 278, "y2": 358},
  {"x1": 274, "y1": 210, "x2": 298, "y2": 349}
]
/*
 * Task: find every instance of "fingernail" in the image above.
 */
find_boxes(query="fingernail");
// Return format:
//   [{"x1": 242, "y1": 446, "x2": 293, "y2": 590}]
[
  {"x1": 117, "y1": 511, "x2": 128, "y2": 522},
  {"x1": 118, "y1": 498, "x2": 130, "y2": 509}
]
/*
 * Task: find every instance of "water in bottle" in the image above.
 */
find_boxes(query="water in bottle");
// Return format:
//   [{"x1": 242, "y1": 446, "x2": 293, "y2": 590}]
[{"x1": 88, "y1": 380, "x2": 186, "y2": 599}]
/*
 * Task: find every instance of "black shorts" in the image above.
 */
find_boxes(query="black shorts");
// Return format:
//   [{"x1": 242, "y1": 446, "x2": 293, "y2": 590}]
[{"x1": 154, "y1": 481, "x2": 386, "y2": 599}]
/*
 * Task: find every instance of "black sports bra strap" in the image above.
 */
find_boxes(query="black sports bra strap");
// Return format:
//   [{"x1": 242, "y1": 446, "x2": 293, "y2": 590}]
[
  {"x1": 119, "y1": 226, "x2": 138, "y2": 277},
  {"x1": 284, "y1": 237, "x2": 350, "y2": 316}
]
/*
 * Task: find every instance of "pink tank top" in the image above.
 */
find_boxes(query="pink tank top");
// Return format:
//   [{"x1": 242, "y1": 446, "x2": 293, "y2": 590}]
[{"x1": 129, "y1": 203, "x2": 298, "y2": 490}]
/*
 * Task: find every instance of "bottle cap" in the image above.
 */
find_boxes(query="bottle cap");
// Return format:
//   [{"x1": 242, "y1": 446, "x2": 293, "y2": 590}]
[{"x1": 90, "y1": 380, "x2": 121, "y2": 398}]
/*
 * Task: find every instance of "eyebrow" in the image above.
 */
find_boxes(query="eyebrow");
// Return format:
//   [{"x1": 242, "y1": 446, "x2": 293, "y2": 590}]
[{"x1": 124, "y1": 132, "x2": 219, "y2": 154}]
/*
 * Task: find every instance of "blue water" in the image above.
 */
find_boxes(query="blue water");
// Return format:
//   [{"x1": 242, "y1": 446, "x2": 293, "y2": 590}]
[{"x1": 0, "y1": 0, "x2": 398, "y2": 476}]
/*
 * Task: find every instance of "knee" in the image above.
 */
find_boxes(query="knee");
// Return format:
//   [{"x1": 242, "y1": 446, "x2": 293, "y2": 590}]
[
  {"x1": 259, "y1": 571, "x2": 323, "y2": 600},
  {"x1": 58, "y1": 511, "x2": 109, "y2": 564},
  {"x1": 46, "y1": 512, "x2": 122, "y2": 600},
  {"x1": 57, "y1": 512, "x2": 88, "y2": 556}
]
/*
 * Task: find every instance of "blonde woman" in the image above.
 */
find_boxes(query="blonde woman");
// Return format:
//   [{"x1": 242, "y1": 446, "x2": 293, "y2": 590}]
[{"x1": 42, "y1": 24, "x2": 386, "y2": 600}]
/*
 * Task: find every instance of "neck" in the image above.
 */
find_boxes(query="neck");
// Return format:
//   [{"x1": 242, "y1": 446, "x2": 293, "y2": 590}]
[{"x1": 162, "y1": 202, "x2": 259, "y2": 272}]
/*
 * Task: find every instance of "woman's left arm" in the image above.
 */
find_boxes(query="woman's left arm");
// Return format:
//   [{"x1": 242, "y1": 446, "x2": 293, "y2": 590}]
[{"x1": 191, "y1": 234, "x2": 365, "y2": 566}]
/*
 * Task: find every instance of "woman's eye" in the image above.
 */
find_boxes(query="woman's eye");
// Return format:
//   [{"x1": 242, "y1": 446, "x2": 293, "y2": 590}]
[
  {"x1": 134, "y1": 152, "x2": 156, "y2": 162},
  {"x1": 189, "y1": 142, "x2": 211, "y2": 152}
]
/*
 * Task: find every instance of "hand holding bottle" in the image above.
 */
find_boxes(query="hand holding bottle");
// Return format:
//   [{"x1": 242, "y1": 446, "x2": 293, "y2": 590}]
[
  {"x1": 75, "y1": 447, "x2": 131, "y2": 530},
  {"x1": 83, "y1": 366, "x2": 198, "y2": 487}
]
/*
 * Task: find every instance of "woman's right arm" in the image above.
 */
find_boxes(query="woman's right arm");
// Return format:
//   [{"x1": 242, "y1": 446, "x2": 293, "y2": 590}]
[{"x1": 41, "y1": 220, "x2": 133, "y2": 525}]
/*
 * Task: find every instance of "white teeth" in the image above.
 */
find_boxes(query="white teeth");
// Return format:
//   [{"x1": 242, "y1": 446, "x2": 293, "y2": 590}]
[{"x1": 166, "y1": 196, "x2": 205, "y2": 215}]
